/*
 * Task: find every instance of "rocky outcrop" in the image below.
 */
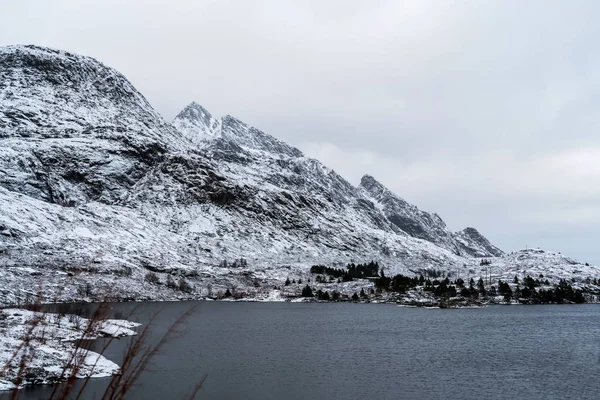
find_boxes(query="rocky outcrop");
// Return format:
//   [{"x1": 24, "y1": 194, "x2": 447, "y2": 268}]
[
  {"x1": 358, "y1": 175, "x2": 503, "y2": 257},
  {"x1": 455, "y1": 227, "x2": 504, "y2": 257}
]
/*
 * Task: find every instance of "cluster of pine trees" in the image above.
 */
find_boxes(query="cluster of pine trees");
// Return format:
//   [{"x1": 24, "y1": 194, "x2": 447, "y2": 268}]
[
  {"x1": 300, "y1": 284, "x2": 370, "y2": 302},
  {"x1": 374, "y1": 272, "x2": 423, "y2": 292},
  {"x1": 498, "y1": 277, "x2": 585, "y2": 303},
  {"x1": 310, "y1": 261, "x2": 380, "y2": 281},
  {"x1": 305, "y1": 262, "x2": 590, "y2": 304}
]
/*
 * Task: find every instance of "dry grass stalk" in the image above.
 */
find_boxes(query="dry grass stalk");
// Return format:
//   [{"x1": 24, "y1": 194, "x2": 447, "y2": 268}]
[{"x1": 1, "y1": 259, "x2": 206, "y2": 400}]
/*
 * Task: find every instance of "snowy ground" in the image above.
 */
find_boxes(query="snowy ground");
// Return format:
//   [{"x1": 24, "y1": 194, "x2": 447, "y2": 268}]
[
  {"x1": 0, "y1": 308, "x2": 140, "y2": 391},
  {"x1": 1, "y1": 247, "x2": 599, "y2": 308}
]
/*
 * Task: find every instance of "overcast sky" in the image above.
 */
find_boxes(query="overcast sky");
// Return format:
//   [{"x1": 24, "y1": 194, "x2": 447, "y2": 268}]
[{"x1": 2, "y1": 0, "x2": 600, "y2": 263}]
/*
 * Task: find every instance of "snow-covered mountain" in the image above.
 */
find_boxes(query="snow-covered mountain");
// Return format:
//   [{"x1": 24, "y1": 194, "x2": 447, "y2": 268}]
[
  {"x1": 173, "y1": 102, "x2": 503, "y2": 258},
  {"x1": 0, "y1": 45, "x2": 595, "y2": 304},
  {"x1": 358, "y1": 175, "x2": 503, "y2": 257}
]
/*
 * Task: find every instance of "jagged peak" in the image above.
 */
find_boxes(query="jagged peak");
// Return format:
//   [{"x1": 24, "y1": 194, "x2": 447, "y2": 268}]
[
  {"x1": 461, "y1": 227, "x2": 481, "y2": 236},
  {"x1": 456, "y1": 227, "x2": 504, "y2": 257},
  {"x1": 182, "y1": 101, "x2": 211, "y2": 114},
  {"x1": 175, "y1": 101, "x2": 213, "y2": 126},
  {"x1": 360, "y1": 174, "x2": 384, "y2": 190},
  {"x1": 359, "y1": 175, "x2": 399, "y2": 201},
  {"x1": 172, "y1": 104, "x2": 303, "y2": 157}
]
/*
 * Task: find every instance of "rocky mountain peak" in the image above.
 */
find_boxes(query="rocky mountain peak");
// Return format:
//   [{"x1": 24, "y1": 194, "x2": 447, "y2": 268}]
[
  {"x1": 462, "y1": 227, "x2": 482, "y2": 237},
  {"x1": 175, "y1": 102, "x2": 213, "y2": 127},
  {"x1": 359, "y1": 174, "x2": 413, "y2": 210},
  {"x1": 219, "y1": 114, "x2": 303, "y2": 157},
  {"x1": 359, "y1": 174, "x2": 384, "y2": 192},
  {"x1": 172, "y1": 105, "x2": 303, "y2": 158},
  {"x1": 0, "y1": 44, "x2": 182, "y2": 150},
  {"x1": 357, "y1": 174, "x2": 504, "y2": 257},
  {"x1": 172, "y1": 101, "x2": 220, "y2": 144},
  {"x1": 456, "y1": 227, "x2": 504, "y2": 257}
]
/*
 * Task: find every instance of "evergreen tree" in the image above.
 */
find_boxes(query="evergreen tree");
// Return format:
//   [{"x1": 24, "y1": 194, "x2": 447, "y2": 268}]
[
  {"x1": 360, "y1": 288, "x2": 366, "y2": 298},
  {"x1": 352, "y1": 292, "x2": 359, "y2": 301},
  {"x1": 513, "y1": 275, "x2": 519, "y2": 284},
  {"x1": 447, "y1": 285, "x2": 457, "y2": 297},
  {"x1": 477, "y1": 278, "x2": 486, "y2": 295},
  {"x1": 285, "y1": 278, "x2": 291, "y2": 286},
  {"x1": 514, "y1": 285, "x2": 522, "y2": 299},
  {"x1": 224, "y1": 288, "x2": 232, "y2": 297},
  {"x1": 301, "y1": 285, "x2": 314, "y2": 297}
]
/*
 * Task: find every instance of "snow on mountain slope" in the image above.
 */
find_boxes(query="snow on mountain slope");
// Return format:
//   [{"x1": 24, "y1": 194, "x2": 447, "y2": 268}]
[
  {"x1": 0, "y1": 45, "x2": 193, "y2": 208},
  {"x1": 174, "y1": 102, "x2": 302, "y2": 157},
  {"x1": 490, "y1": 248, "x2": 595, "y2": 282},
  {"x1": 359, "y1": 174, "x2": 503, "y2": 257},
  {"x1": 0, "y1": 45, "x2": 594, "y2": 304},
  {"x1": 455, "y1": 227, "x2": 504, "y2": 257},
  {"x1": 0, "y1": 45, "x2": 184, "y2": 149}
]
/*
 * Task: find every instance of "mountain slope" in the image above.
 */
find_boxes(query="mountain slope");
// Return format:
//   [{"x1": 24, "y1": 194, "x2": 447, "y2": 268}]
[
  {"x1": 1, "y1": 44, "x2": 592, "y2": 305},
  {"x1": 358, "y1": 174, "x2": 504, "y2": 257},
  {"x1": 0, "y1": 45, "x2": 192, "y2": 208},
  {"x1": 455, "y1": 227, "x2": 504, "y2": 257}
]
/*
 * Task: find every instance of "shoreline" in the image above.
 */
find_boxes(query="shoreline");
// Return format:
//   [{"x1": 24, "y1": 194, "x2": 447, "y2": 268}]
[{"x1": 0, "y1": 308, "x2": 140, "y2": 392}]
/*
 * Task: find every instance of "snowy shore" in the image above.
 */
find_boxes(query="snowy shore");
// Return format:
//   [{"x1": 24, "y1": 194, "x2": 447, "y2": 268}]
[{"x1": 0, "y1": 308, "x2": 140, "y2": 391}]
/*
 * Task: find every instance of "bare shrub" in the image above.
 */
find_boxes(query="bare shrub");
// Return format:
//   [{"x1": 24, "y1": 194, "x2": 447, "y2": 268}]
[
  {"x1": 1, "y1": 258, "x2": 206, "y2": 400},
  {"x1": 144, "y1": 272, "x2": 160, "y2": 284}
]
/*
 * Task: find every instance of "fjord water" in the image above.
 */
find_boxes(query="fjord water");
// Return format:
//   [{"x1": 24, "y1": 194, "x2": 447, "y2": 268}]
[{"x1": 18, "y1": 302, "x2": 600, "y2": 400}]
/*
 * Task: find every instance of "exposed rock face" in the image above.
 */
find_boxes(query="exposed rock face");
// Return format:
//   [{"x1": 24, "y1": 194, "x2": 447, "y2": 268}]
[
  {"x1": 174, "y1": 102, "x2": 303, "y2": 157},
  {"x1": 0, "y1": 45, "x2": 187, "y2": 208},
  {"x1": 455, "y1": 227, "x2": 504, "y2": 257},
  {"x1": 358, "y1": 175, "x2": 504, "y2": 257},
  {"x1": 0, "y1": 45, "x2": 182, "y2": 147},
  {"x1": 0, "y1": 45, "x2": 512, "y2": 303}
]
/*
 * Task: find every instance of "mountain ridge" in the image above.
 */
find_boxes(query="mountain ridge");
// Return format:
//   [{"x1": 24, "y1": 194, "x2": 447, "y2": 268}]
[
  {"x1": 173, "y1": 101, "x2": 502, "y2": 257},
  {"x1": 0, "y1": 44, "x2": 594, "y2": 305}
]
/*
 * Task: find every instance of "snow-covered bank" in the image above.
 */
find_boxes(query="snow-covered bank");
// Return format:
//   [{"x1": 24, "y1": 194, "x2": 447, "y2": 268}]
[{"x1": 0, "y1": 308, "x2": 140, "y2": 391}]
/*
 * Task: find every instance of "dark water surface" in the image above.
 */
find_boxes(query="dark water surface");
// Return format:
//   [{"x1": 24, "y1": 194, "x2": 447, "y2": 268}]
[{"x1": 12, "y1": 302, "x2": 600, "y2": 400}]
